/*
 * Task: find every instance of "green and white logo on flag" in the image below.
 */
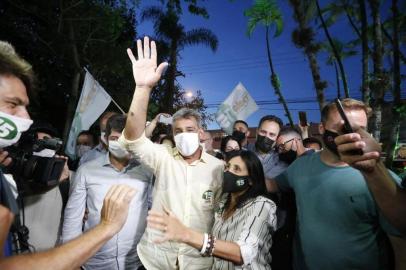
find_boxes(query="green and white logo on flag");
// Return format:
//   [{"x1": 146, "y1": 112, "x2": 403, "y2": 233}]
[{"x1": 215, "y1": 82, "x2": 258, "y2": 134}]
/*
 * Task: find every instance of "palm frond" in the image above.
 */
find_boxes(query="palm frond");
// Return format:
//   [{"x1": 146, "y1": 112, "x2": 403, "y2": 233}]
[
  {"x1": 244, "y1": 0, "x2": 283, "y2": 37},
  {"x1": 181, "y1": 28, "x2": 218, "y2": 51},
  {"x1": 141, "y1": 6, "x2": 164, "y2": 22}
]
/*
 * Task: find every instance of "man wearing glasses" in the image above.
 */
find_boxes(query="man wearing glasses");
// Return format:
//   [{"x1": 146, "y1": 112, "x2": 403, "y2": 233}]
[{"x1": 275, "y1": 127, "x2": 315, "y2": 165}]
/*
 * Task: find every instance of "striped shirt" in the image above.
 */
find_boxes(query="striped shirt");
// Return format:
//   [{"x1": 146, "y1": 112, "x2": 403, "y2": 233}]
[{"x1": 212, "y1": 196, "x2": 277, "y2": 270}]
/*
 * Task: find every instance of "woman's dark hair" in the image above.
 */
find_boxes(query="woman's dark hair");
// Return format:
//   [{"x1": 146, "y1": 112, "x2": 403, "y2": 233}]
[
  {"x1": 159, "y1": 134, "x2": 175, "y2": 146},
  {"x1": 224, "y1": 150, "x2": 268, "y2": 210},
  {"x1": 220, "y1": 135, "x2": 241, "y2": 153}
]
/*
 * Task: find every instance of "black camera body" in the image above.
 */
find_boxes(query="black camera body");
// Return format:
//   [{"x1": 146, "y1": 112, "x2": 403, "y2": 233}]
[{"x1": 3, "y1": 131, "x2": 65, "y2": 192}]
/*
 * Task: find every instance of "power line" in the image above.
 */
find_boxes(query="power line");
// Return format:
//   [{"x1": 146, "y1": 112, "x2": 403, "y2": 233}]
[
  {"x1": 179, "y1": 51, "x2": 301, "y2": 68},
  {"x1": 205, "y1": 94, "x2": 363, "y2": 108},
  {"x1": 185, "y1": 59, "x2": 305, "y2": 75},
  {"x1": 182, "y1": 56, "x2": 301, "y2": 72}
]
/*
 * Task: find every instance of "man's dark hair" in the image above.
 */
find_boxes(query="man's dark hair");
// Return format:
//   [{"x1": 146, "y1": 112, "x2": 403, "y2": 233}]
[
  {"x1": 105, "y1": 114, "x2": 126, "y2": 137},
  {"x1": 99, "y1": 111, "x2": 119, "y2": 127},
  {"x1": 77, "y1": 130, "x2": 97, "y2": 145},
  {"x1": 258, "y1": 115, "x2": 283, "y2": 130},
  {"x1": 224, "y1": 150, "x2": 268, "y2": 210},
  {"x1": 233, "y1": 120, "x2": 249, "y2": 129},
  {"x1": 30, "y1": 120, "x2": 59, "y2": 138},
  {"x1": 0, "y1": 41, "x2": 34, "y2": 93},
  {"x1": 278, "y1": 126, "x2": 302, "y2": 140},
  {"x1": 303, "y1": 137, "x2": 322, "y2": 149}
]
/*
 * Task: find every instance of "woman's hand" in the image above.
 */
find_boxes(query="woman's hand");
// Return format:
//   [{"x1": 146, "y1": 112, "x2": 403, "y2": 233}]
[{"x1": 147, "y1": 206, "x2": 190, "y2": 244}]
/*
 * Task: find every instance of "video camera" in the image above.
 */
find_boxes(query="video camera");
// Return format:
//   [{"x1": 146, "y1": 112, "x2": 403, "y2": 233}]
[{"x1": 2, "y1": 130, "x2": 65, "y2": 192}]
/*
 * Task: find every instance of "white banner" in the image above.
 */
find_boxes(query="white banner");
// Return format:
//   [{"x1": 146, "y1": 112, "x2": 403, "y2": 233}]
[
  {"x1": 215, "y1": 82, "x2": 258, "y2": 134},
  {"x1": 65, "y1": 70, "x2": 112, "y2": 158}
]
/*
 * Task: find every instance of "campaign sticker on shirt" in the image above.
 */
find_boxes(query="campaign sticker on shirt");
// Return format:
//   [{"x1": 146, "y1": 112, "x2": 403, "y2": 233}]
[{"x1": 202, "y1": 190, "x2": 213, "y2": 204}]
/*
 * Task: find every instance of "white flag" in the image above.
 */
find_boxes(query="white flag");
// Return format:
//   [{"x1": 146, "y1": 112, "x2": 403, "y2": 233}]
[
  {"x1": 215, "y1": 82, "x2": 258, "y2": 135},
  {"x1": 65, "y1": 70, "x2": 112, "y2": 158}
]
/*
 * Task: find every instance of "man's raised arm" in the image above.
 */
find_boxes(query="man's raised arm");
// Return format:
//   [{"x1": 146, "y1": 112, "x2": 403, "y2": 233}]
[
  {"x1": 336, "y1": 128, "x2": 406, "y2": 235},
  {"x1": 0, "y1": 185, "x2": 136, "y2": 270},
  {"x1": 124, "y1": 36, "x2": 168, "y2": 141}
]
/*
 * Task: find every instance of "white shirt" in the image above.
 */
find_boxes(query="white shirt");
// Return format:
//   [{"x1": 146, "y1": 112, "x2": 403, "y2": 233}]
[
  {"x1": 62, "y1": 153, "x2": 153, "y2": 270},
  {"x1": 24, "y1": 185, "x2": 63, "y2": 251},
  {"x1": 118, "y1": 132, "x2": 224, "y2": 270}
]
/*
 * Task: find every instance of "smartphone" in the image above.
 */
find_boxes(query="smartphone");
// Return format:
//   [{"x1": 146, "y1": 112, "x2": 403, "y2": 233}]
[
  {"x1": 298, "y1": 111, "x2": 307, "y2": 126},
  {"x1": 159, "y1": 115, "x2": 172, "y2": 125},
  {"x1": 334, "y1": 98, "x2": 363, "y2": 155}
]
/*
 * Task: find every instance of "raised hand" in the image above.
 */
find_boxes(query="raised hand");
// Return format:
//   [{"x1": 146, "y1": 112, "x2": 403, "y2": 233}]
[
  {"x1": 335, "y1": 127, "x2": 381, "y2": 173},
  {"x1": 100, "y1": 185, "x2": 137, "y2": 235},
  {"x1": 0, "y1": 148, "x2": 12, "y2": 167},
  {"x1": 127, "y1": 36, "x2": 168, "y2": 90},
  {"x1": 55, "y1": 155, "x2": 70, "y2": 182}
]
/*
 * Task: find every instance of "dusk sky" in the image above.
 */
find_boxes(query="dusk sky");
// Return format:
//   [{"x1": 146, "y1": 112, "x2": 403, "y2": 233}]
[{"x1": 137, "y1": 0, "x2": 404, "y2": 130}]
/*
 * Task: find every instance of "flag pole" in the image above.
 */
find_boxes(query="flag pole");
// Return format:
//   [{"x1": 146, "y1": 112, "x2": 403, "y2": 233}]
[{"x1": 110, "y1": 98, "x2": 126, "y2": 114}]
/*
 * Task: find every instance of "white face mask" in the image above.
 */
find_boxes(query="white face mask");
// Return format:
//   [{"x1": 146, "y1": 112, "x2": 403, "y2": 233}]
[
  {"x1": 100, "y1": 131, "x2": 107, "y2": 145},
  {"x1": 76, "y1": 145, "x2": 92, "y2": 158},
  {"x1": 108, "y1": 140, "x2": 130, "y2": 159},
  {"x1": 33, "y1": 148, "x2": 56, "y2": 158},
  {"x1": 174, "y1": 132, "x2": 199, "y2": 157},
  {"x1": 0, "y1": 111, "x2": 33, "y2": 148}
]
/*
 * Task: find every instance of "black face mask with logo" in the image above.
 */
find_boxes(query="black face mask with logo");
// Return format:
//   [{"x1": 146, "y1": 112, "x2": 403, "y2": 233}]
[
  {"x1": 278, "y1": 149, "x2": 298, "y2": 164},
  {"x1": 222, "y1": 171, "x2": 250, "y2": 193},
  {"x1": 322, "y1": 129, "x2": 339, "y2": 155},
  {"x1": 255, "y1": 135, "x2": 275, "y2": 153},
  {"x1": 232, "y1": 130, "x2": 246, "y2": 143}
]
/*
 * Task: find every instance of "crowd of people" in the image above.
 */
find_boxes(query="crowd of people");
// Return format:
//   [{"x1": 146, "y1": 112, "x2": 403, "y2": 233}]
[{"x1": 0, "y1": 36, "x2": 405, "y2": 270}]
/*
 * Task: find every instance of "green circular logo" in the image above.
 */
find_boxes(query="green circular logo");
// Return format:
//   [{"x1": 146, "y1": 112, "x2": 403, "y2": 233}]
[{"x1": 0, "y1": 116, "x2": 18, "y2": 139}]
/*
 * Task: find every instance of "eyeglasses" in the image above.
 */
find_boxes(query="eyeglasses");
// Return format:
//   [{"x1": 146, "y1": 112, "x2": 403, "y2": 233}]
[{"x1": 276, "y1": 138, "x2": 295, "y2": 152}]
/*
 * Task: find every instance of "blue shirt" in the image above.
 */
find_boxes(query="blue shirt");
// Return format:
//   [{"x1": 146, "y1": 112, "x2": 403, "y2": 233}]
[
  {"x1": 275, "y1": 152, "x2": 402, "y2": 270},
  {"x1": 247, "y1": 143, "x2": 288, "y2": 179},
  {"x1": 79, "y1": 143, "x2": 106, "y2": 166},
  {"x1": 62, "y1": 153, "x2": 153, "y2": 270}
]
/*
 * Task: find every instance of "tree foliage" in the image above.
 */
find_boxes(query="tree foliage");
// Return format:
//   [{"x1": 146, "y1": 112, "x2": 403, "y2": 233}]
[
  {"x1": 244, "y1": 0, "x2": 294, "y2": 126},
  {"x1": 0, "y1": 0, "x2": 137, "y2": 138},
  {"x1": 141, "y1": 1, "x2": 217, "y2": 125}
]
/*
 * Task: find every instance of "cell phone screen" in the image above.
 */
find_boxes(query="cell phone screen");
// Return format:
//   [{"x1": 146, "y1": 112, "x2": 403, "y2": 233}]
[{"x1": 299, "y1": 111, "x2": 307, "y2": 126}]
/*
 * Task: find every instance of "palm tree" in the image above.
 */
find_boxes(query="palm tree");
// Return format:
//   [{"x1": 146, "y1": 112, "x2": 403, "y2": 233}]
[
  {"x1": 289, "y1": 0, "x2": 328, "y2": 112},
  {"x1": 323, "y1": 39, "x2": 358, "y2": 98},
  {"x1": 141, "y1": 4, "x2": 218, "y2": 112},
  {"x1": 315, "y1": 0, "x2": 350, "y2": 98},
  {"x1": 322, "y1": 0, "x2": 372, "y2": 104},
  {"x1": 244, "y1": 0, "x2": 294, "y2": 126},
  {"x1": 368, "y1": 0, "x2": 387, "y2": 141},
  {"x1": 358, "y1": 0, "x2": 370, "y2": 105},
  {"x1": 385, "y1": 0, "x2": 403, "y2": 168}
]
